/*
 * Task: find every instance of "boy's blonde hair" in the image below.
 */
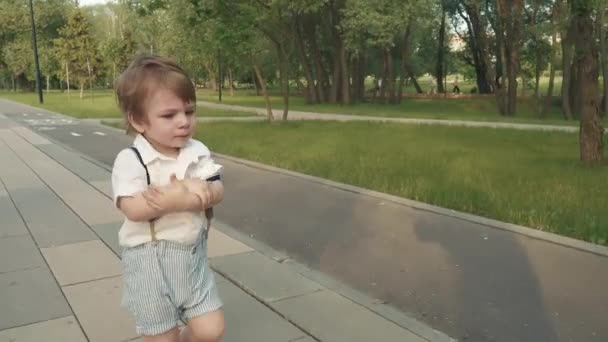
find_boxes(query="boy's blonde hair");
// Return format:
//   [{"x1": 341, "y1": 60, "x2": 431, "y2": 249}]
[{"x1": 115, "y1": 54, "x2": 196, "y2": 134}]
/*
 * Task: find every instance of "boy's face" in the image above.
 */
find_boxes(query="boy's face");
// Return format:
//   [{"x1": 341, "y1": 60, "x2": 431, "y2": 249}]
[{"x1": 130, "y1": 88, "x2": 196, "y2": 156}]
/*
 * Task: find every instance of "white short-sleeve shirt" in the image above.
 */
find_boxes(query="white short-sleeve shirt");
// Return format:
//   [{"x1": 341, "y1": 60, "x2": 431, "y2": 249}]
[{"x1": 111, "y1": 134, "x2": 223, "y2": 248}]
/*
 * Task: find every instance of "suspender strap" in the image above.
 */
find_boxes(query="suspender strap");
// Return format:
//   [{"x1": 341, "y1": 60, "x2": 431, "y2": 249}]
[
  {"x1": 129, "y1": 147, "x2": 150, "y2": 185},
  {"x1": 129, "y1": 147, "x2": 156, "y2": 240}
]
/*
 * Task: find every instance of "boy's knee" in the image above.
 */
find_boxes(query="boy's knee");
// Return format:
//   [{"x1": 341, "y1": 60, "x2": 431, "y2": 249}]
[{"x1": 188, "y1": 310, "x2": 225, "y2": 342}]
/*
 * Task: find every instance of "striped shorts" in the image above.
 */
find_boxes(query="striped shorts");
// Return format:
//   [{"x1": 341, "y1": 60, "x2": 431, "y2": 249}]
[{"x1": 121, "y1": 238, "x2": 223, "y2": 336}]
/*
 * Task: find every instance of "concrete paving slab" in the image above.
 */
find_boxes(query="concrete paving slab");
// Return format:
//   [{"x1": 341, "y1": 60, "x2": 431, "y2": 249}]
[
  {"x1": 211, "y1": 251, "x2": 323, "y2": 302},
  {"x1": 41, "y1": 240, "x2": 122, "y2": 286},
  {"x1": 217, "y1": 277, "x2": 305, "y2": 342},
  {"x1": 1, "y1": 130, "x2": 121, "y2": 225},
  {"x1": 9, "y1": 187, "x2": 96, "y2": 247},
  {"x1": 63, "y1": 276, "x2": 138, "y2": 342},
  {"x1": 37, "y1": 144, "x2": 110, "y2": 182},
  {"x1": 60, "y1": 190, "x2": 122, "y2": 225},
  {"x1": 0, "y1": 188, "x2": 29, "y2": 239},
  {"x1": 0, "y1": 235, "x2": 45, "y2": 273},
  {"x1": 0, "y1": 135, "x2": 45, "y2": 190},
  {"x1": 0, "y1": 268, "x2": 71, "y2": 331},
  {"x1": 90, "y1": 180, "x2": 112, "y2": 198},
  {"x1": 11, "y1": 126, "x2": 51, "y2": 145},
  {"x1": 272, "y1": 290, "x2": 426, "y2": 342},
  {"x1": 207, "y1": 227, "x2": 254, "y2": 258},
  {"x1": 0, "y1": 316, "x2": 87, "y2": 342},
  {"x1": 89, "y1": 222, "x2": 122, "y2": 256}
]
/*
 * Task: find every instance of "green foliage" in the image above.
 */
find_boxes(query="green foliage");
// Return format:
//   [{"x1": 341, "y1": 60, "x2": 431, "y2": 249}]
[{"x1": 56, "y1": 6, "x2": 101, "y2": 89}]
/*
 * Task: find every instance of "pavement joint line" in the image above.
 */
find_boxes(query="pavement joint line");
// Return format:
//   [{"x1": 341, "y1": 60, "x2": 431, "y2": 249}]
[
  {"x1": 210, "y1": 266, "x2": 321, "y2": 342},
  {"x1": 266, "y1": 288, "x2": 326, "y2": 304},
  {"x1": 0, "y1": 315, "x2": 76, "y2": 335},
  {"x1": 0, "y1": 165, "x2": 91, "y2": 341},
  {"x1": 0, "y1": 128, "x2": 118, "y2": 258},
  {"x1": 57, "y1": 274, "x2": 123, "y2": 288}
]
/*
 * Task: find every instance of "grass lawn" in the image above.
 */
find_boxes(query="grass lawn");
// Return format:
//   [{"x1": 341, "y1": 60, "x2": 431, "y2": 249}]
[
  {"x1": 184, "y1": 121, "x2": 605, "y2": 245},
  {"x1": 0, "y1": 90, "x2": 256, "y2": 118},
  {"x1": 198, "y1": 89, "x2": 581, "y2": 126}
]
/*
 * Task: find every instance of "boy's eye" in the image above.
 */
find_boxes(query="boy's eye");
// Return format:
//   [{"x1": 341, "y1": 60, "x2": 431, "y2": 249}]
[
  {"x1": 186, "y1": 110, "x2": 195, "y2": 116},
  {"x1": 161, "y1": 113, "x2": 175, "y2": 118}
]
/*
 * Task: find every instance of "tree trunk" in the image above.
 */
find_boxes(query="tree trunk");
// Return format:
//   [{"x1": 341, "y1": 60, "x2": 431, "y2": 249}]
[
  {"x1": 411, "y1": 76, "x2": 423, "y2": 94},
  {"x1": 295, "y1": 17, "x2": 318, "y2": 104},
  {"x1": 460, "y1": 1, "x2": 494, "y2": 93},
  {"x1": 278, "y1": 45, "x2": 289, "y2": 120},
  {"x1": 436, "y1": 7, "x2": 446, "y2": 94},
  {"x1": 87, "y1": 58, "x2": 93, "y2": 100},
  {"x1": 544, "y1": 27, "x2": 558, "y2": 116},
  {"x1": 598, "y1": 4, "x2": 608, "y2": 117},
  {"x1": 253, "y1": 64, "x2": 273, "y2": 121},
  {"x1": 66, "y1": 62, "x2": 71, "y2": 97},
  {"x1": 572, "y1": 1, "x2": 604, "y2": 164},
  {"x1": 340, "y1": 44, "x2": 350, "y2": 105},
  {"x1": 351, "y1": 54, "x2": 364, "y2": 102},
  {"x1": 329, "y1": 45, "x2": 341, "y2": 104},
  {"x1": 400, "y1": 21, "x2": 420, "y2": 97},
  {"x1": 228, "y1": 68, "x2": 235, "y2": 96},
  {"x1": 379, "y1": 51, "x2": 389, "y2": 102},
  {"x1": 561, "y1": 20, "x2": 575, "y2": 120},
  {"x1": 386, "y1": 49, "x2": 396, "y2": 104},
  {"x1": 309, "y1": 24, "x2": 329, "y2": 102},
  {"x1": 252, "y1": 70, "x2": 260, "y2": 96},
  {"x1": 505, "y1": 0, "x2": 523, "y2": 116},
  {"x1": 495, "y1": 0, "x2": 508, "y2": 115},
  {"x1": 80, "y1": 83, "x2": 84, "y2": 99},
  {"x1": 46, "y1": 75, "x2": 50, "y2": 93}
]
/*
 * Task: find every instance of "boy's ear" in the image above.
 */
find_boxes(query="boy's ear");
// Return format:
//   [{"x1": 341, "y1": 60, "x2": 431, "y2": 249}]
[{"x1": 127, "y1": 112, "x2": 145, "y2": 133}]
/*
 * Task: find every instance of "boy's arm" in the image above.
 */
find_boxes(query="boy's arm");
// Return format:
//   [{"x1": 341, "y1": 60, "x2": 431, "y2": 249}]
[
  {"x1": 139, "y1": 175, "x2": 203, "y2": 217},
  {"x1": 117, "y1": 193, "x2": 163, "y2": 222},
  {"x1": 181, "y1": 178, "x2": 223, "y2": 210}
]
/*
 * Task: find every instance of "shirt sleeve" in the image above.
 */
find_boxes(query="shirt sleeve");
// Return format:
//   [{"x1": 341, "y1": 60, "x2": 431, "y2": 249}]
[{"x1": 111, "y1": 148, "x2": 148, "y2": 207}]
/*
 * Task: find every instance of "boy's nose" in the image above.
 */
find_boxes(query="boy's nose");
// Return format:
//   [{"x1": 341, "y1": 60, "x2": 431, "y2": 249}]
[{"x1": 177, "y1": 112, "x2": 190, "y2": 127}]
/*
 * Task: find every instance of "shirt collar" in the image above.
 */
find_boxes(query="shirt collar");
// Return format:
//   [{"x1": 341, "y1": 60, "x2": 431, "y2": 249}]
[{"x1": 133, "y1": 134, "x2": 206, "y2": 166}]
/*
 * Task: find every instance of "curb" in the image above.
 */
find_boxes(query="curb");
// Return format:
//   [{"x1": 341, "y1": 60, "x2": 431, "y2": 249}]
[{"x1": 212, "y1": 153, "x2": 608, "y2": 258}]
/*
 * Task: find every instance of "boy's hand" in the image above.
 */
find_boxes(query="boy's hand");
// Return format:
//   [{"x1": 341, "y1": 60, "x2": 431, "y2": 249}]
[
  {"x1": 181, "y1": 178, "x2": 212, "y2": 209},
  {"x1": 142, "y1": 174, "x2": 194, "y2": 215}
]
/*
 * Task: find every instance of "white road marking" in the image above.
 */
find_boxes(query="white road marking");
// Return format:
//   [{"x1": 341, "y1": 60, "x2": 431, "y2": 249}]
[
  {"x1": 93, "y1": 131, "x2": 106, "y2": 136},
  {"x1": 70, "y1": 132, "x2": 81, "y2": 137}
]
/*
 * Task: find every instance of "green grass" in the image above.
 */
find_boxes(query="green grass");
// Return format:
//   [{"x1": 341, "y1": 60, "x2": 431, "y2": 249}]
[
  {"x1": 0, "y1": 90, "x2": 256, "y2": 118},
  {"x1": 198, "y1": 89, "x2": 580, "y2": 126},
  {"x1": 186, "y1": 120, "x2": 606, "y2": 245}
]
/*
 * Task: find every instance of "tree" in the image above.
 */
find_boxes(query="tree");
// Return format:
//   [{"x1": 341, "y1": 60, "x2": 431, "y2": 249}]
[
  {"x1": 496, "y1": 0, "x2": 524, "y2": 116},
  {"x1": 57, "y1": 6, "x2": 100, "y2": 98},
  {"x1": 447, "y1": 0, "x2": 494, "y2": 94},
  {"x1": 570, "y1": 0, "x2": 604, "y2": 165}
]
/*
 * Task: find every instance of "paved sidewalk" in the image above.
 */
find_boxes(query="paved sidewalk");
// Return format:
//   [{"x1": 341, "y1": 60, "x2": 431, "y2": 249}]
[
  {"x1": 0, "y1": 111, "x2": 451, "y2": 341},
  {"x1": 196, "y1": 101, "x2": 598, "y2": 133}
]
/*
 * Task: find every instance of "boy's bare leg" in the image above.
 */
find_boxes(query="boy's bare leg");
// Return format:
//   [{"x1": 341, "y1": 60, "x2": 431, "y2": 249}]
[
  {"x1": 143, "y1": 328, "x2": 180, "y2": 342},
  {"x1": 181, "y1": 309, "x2": 225, "y2": 342}
]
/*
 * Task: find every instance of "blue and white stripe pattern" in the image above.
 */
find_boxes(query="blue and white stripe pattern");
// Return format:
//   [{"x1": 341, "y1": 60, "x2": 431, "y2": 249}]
[{"x1": 121, "y1": 238, "x2": 223, "y2": 336}]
